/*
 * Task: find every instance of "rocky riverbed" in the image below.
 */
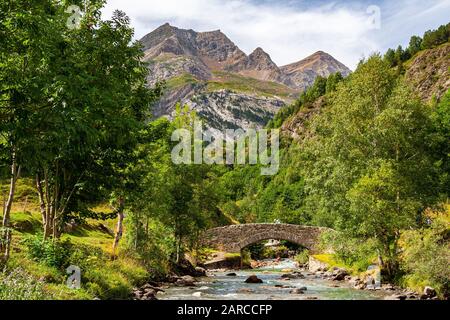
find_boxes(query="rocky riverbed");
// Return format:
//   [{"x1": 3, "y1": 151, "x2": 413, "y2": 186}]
[{"x1": 132, "y1": 259, "x2": 437, "y2": 301}]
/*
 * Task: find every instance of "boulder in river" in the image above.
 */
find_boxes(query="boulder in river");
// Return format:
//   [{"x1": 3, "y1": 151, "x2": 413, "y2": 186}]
[
  {"x1": 384, "y1": 294, "x2": 407, "y2": 300},
  {"x1": 226, "y1": 272, "x2": 237, "y2": 277},
  {"x1": 245, "y1": 275, "x2": 263, "y2": 284},
  {"x1": 195, "y1": 267, "x2": 207, "y2": 276},
  {"x1": 290, "y1": 288, "x2": 305, "y2": 294},
  {"x1": 423, "y1": 286, "x2": 437, "y2": 298},
  {"x1": 133, "y1": 288, "x2": 158, "y2": 300},
  {"x1": 332, "y1": 268, "x2": 349, "y2": 281},
  {"x1": 176, "y1": 275, "x2": 196, "y2": 287},
  {"x1": 275, "y1": 284, "x2": 293, "y2": 289},
  {"x1": 281, "y1": 273, "x2": 295, "y2": 279},
  {"x1": 298, "y1": 286, "x2": 307, "y2": 291}
]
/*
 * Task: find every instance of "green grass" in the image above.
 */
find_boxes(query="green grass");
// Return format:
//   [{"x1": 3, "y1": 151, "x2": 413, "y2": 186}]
[
  {"x1": 224, "y1": 252, "x2": 241, "y2": 259},
  {"x1": 0, "y1": 178, "x2": 39, "y2": 213},
  {"x1": 312, "y1": 254, "x2": 363, "y2": 275},
  {"x1": 0, "y1": 178, "x2": 149, "y2": 300},
  {"x1": 207, "y1": 71, "x2": 296, "y2": 99},
  {"x1": 3, "y1": 223, "x2": 149, "y2": 300},
  {"x1": 157, "y1": 69, "x2": 297, "y2": 101},
  {"x1": 165, "y1": 73, "x2": 200, "y2": 90},
  {"x1": 9, "y1": 211, "x2": 42, "y2": 233},
  {"x1": 64, "y1": 225, "x2": 115, "y2": 254},
  {"x1": 5, "y1": 231, "x2": 149, "y2": 300}
]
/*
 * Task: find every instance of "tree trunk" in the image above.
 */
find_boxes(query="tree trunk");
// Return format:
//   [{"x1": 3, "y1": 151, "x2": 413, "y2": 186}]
[
  {"x1": 112, "y1": 196, "x2": 125, "y2": 259},
  {"x1": 36, "y1": 174, "x2": 51, "y2": 239},
  {"x1": 1, "y1": 153, "x2": 21, "y2": 264},
  {"x1": 176, "y1": 239, "x2": 180, "y2": 264},
  {"x1": 43, "y1": 168, "x2": 53, "y2": 239}
]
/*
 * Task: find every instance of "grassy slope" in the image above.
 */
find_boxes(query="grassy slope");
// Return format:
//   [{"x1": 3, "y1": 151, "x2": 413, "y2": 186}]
[
  {"x1": 163, "y1": 71, "x2": 297, "y2": 101},
  {"x1": 312, "y1": 254, "x2": 366, "y2": 276},
  {"x1": 165, "y1": 73, "x2": 199, "y2": 90},
  {"x1": 207, "y1": 71, "x2": 297, "y2": 100},
  {"x1": 1, "y1": 179, "x2": 148, "y2": 300}
]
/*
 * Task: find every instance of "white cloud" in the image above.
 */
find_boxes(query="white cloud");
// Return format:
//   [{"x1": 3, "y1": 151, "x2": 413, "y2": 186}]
[{"x1": 101, "y1": 0, "x2": 450, "y2": 70}]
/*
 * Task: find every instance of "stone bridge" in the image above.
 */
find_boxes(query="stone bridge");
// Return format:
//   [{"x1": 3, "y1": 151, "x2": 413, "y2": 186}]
[{"x1": 201, "y1": 224, "x2": 329, "y2": 253}]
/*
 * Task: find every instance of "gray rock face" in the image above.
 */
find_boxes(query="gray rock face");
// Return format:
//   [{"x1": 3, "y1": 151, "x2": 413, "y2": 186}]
[
  {"x1": 141, "y1": 24, "x2": 351, "y2": 132},
  {"x1": 146, "y1": 56, "x2": 211, "y2": 87},
  {"x1": 186, "y1": 90, "x2": 284, "y2": 132},
  {"x1": 228, "y1": 47, "x2": 285, "y2": 83},
  {"x1": 405, "y1": 43, "x2": 450, "y2": 102},
  {"x1": 153, "y1": 86, "x2": 285, "y2": 134}
]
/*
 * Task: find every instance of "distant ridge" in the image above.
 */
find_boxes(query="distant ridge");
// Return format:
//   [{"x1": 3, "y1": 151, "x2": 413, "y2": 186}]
[
  {"x1": 140, "y1": 23, "x2": 351, "y2": 90},
  {"x1": 139, "y1": 23, "x2": 352, "y2": 133}
]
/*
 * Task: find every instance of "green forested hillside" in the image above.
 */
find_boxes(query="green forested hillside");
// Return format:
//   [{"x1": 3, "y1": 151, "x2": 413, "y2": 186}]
[{"x1": 216, "y1": 29, "x2": 450, "y2": 295}]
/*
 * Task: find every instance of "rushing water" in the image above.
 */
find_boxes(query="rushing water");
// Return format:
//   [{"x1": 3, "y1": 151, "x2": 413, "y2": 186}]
[{"x1": 160, "y1": 259, "x2": 390, "y2": 300}]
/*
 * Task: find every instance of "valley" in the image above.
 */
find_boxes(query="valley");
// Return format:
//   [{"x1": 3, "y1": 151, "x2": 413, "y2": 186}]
[{"x1": 0, "y1": 1, "x2": 448, "y2": 303}]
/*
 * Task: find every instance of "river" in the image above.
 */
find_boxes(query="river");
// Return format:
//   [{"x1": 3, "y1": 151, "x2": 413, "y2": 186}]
[{"x1": 160, "y1": 259, "x2": 390, "y2": 300}]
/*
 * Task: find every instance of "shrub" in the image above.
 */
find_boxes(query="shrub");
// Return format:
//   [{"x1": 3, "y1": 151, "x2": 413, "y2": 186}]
[
  {"x1": 68, "y1": 243, "x2": 105, "y2": 271},
  {"x1": 83, "y1": 266, "x2": 132, "y2": 299},
  {"x1": 24, "y1": 236, "x2": 72, "y2": 270},
  {"x1": 246, "y1": 242, "x2": 265, "y2": 260},
  {"x1": 400, "y1": 212, "x2": 450, "y2": 297},
  {"x1": 295, "y1": 249, "x2": 310, "y2": 266},
  {"x1": 320, "y1": 231, "x2": 378, "y2": 272}
]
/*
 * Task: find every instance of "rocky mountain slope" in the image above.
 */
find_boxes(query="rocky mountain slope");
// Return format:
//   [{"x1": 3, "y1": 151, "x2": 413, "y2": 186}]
[
  {"x1": 281, "y1": 43, "x2": 450, "y2": 140},
  {"x1": 141, "y1": 23, "x2": 351, "y2": 132},
  {"x1": 405, "y1": 42, "x2": 450, "y2": 102},
  {"x1": 280, "y1": 51, "x2": 351, "y2": 91}
]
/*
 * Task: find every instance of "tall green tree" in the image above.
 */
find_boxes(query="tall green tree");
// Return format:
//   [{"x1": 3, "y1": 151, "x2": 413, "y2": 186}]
[
  {"x1": 0, "y1": 0, "x2": 63, "y2": 263},
  {"x1": 30, "y1": 4, "x2": 159, "y2": 239},
  {"x1": 1, "y1": 0, "x2": 161, "y2": 255},
  {"x1": 125, "y1": 109, "x2": 224, "y2": 264},
  {"x1": 430, "y1": 90, "x2": 450, "y2": 196},
  {"x1": 301, "y1": 56, "x2": 438, "y2": 278},
  {"x1": 422, "y1": 23, "x2": 450, "y2": 49},
  {"x1": 408, "y1": 35, "x2": 423, "y2": 56},
  {"x1": 384, "y1": 48, "x2": 396, "y2": 67}
]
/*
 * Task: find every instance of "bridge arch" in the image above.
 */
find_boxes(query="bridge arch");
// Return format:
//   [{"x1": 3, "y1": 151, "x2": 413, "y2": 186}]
[{"x1": 201, "y1": 224, "x2": 329, "y2": 253}]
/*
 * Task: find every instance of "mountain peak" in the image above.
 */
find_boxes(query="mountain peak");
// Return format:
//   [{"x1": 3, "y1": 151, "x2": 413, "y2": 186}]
[
  {"x1": 248, "y1": 47, "x2": 278, "y2": 69},
  {"x1": 252, "y1": 47, "x2": 266, "y2": 54},
  {"x1": 155, "y1": 22, "x2": 177, "y2": 33},
  {"x1": 310, "y1": 50, "x2": 334, "y2": 59},
  {"x1": 280, "y1": 51, "x2": 351, "y2": 90}
]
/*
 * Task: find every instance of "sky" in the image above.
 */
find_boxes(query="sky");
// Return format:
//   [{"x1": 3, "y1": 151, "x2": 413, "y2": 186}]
[{"x1": 101, "y1": 0, "x2": 450, "y2": 70}]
